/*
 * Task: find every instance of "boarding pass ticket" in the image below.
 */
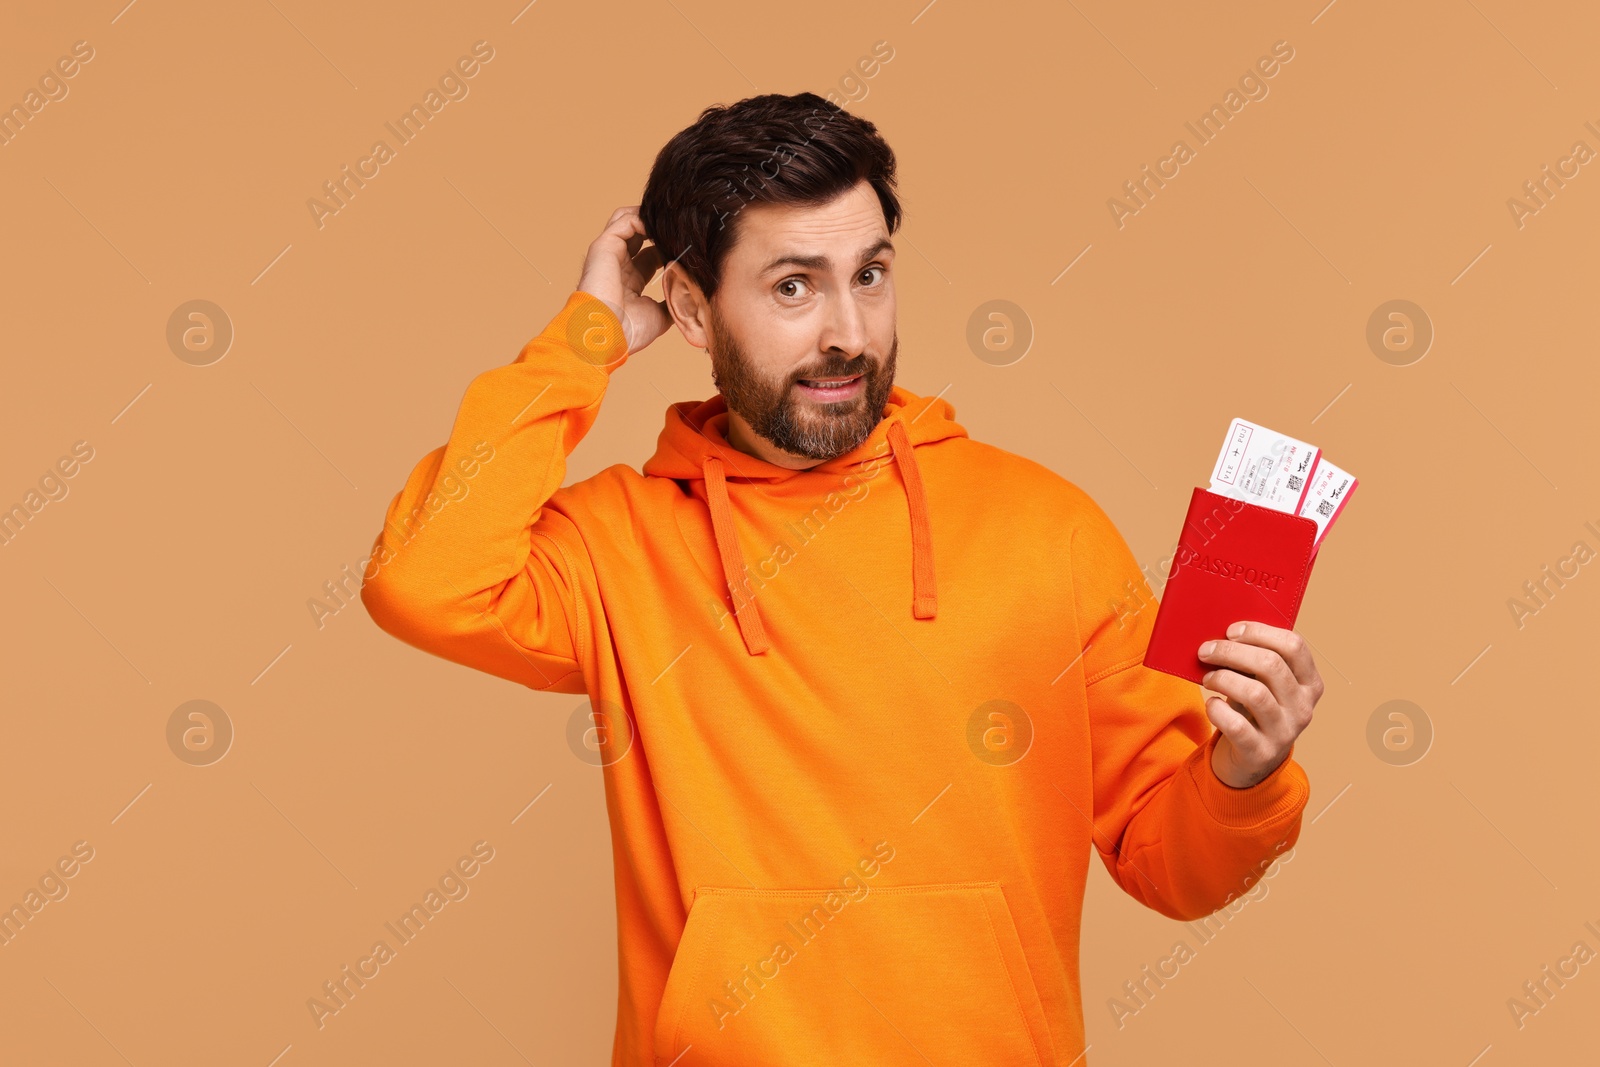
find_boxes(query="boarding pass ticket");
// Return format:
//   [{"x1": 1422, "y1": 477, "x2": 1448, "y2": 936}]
[
  {"x1": 1297, "y1": 456, "x2": 1356, "y2": 545},
  {"x1": 1209, "y1": 417, "x2": 1320, "y2": 514},
  {"x1": 1209, "y1": 416, "x2": 1357, "y2": 548}
]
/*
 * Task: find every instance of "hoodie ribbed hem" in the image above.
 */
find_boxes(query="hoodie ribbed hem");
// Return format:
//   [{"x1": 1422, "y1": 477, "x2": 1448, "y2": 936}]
[{"x1": 1186, "y1": 730, "x2": 1308, "y2": 828}]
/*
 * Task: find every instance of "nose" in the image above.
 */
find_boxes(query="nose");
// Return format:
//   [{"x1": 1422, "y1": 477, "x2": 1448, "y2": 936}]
[{"x1": 819, "y1": 289, "x2": 871, "y2": 362}]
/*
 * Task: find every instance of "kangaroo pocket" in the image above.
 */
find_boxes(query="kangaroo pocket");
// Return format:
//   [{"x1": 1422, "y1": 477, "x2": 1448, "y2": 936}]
[{"x1": 652, "y1": 880, "x2": 1056, "y2": 1067}]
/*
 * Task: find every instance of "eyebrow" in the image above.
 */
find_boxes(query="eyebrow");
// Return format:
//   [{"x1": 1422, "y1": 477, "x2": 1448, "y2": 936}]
[{"x1": 757, "y1": 237, "x2": 895, "y2": 278}]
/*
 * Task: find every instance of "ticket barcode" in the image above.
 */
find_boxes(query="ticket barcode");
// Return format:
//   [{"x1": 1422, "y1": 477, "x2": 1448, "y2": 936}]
[
  {"x1": 1316, "y1": 499, "x2": 1333, "y2": 517},
  {"x1": 1288, "y1": 475, "x2": 1303, "y2": 491}
]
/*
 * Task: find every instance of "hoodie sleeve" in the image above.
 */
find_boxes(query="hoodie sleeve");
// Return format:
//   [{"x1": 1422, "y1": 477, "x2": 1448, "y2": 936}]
[
  {"x1": 1069, "y1": 487, "x2": 1310, "y2": 922},
  {"x1": 359, "y1": 291, "x2": 630, "y2": 694}
]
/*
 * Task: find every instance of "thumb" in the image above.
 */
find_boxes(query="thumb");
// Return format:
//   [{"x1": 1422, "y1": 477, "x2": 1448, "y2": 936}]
[{"x1": 624, "y1": 299, "x2": 674, "y2": 354}]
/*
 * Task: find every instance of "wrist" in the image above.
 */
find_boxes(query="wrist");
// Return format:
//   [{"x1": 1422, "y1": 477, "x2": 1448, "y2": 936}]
[{"x1": 1210, "y1": 733, "x2": 1291, "y2": 790}]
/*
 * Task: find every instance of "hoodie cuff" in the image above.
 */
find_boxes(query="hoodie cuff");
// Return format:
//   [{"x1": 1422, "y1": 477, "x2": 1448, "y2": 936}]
[
  {"x1": 1186, "y1": 730, "x2": 1309, "y2": 828},
  {"x1": 520, "y1": 290, "x2": 631, "y2": 373}
]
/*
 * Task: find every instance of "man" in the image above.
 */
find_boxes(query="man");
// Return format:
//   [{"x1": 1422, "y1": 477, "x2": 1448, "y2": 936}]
[{"x1": 362, "y1": 92, "x2": 1320, "y2": 1066}]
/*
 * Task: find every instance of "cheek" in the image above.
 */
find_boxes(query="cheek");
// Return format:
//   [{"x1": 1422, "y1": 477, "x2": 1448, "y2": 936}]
[
  {"x1": 759, "y1": 329, "x2": 824, "y2": 379},
  {"x1": 873, "y1": 284, "x2": 898, "y2": 334},
  {"x1": 774, "y1": 348, "x2": 817, "y2": 383},
  {"x1": 872, "y1": 300, "x2": 897, "y2": 353}
]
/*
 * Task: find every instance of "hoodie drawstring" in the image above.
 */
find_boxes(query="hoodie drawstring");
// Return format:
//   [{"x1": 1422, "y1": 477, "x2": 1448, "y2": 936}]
[
  {"x1": 702, "y1": 417, "x2": 938, "y2": 656},
  {"x1": 703, "y1": 453, "x2": 772, "y2": 655},
  {"x1": 886, "y1": 419, "x2": 938, "y2": 620}
]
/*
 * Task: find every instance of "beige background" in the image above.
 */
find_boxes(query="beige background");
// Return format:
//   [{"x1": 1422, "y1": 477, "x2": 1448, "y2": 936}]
[{"x1": 2, "y1": 0, "x2": 1596, "y2": 1063}]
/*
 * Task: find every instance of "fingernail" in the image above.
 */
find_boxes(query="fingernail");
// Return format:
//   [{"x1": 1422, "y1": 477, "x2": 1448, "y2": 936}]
[
  {"x1": 1227, "y1": 622, "x2": 1245, "y2": 638},
  {"x1": 1199, "y1": 641, "x2": 1216, "y2": 657}
]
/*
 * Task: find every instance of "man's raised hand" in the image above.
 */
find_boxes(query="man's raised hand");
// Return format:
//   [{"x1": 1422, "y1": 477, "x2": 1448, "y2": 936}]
[{"x1": 576, "y1": 205, "x2": 673, "y2": 355}]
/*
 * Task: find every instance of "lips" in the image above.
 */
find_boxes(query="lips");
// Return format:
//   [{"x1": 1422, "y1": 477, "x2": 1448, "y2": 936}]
[
  {"x1": 797, "y1": 374, "x2": 862, "y2": 388},
  {"x1": 794, "y1": 374, "x2": 866, "y2": 403}
]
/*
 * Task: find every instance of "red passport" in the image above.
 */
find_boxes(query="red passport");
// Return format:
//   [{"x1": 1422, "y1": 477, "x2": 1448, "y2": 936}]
[{"x1": 1142, "y1": 487, "x2": 1320, "y2": 684}]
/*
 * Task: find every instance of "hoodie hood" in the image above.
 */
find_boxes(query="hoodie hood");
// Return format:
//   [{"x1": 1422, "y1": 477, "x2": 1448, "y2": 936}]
[{"x1": 642, "y1": 385, "x2": 968, "y2": 655}]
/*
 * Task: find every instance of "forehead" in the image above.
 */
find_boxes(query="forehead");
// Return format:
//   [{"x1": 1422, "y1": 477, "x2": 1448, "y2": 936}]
[{"x1": 724, "y1": 182, "x2": 889, "y2": 270}]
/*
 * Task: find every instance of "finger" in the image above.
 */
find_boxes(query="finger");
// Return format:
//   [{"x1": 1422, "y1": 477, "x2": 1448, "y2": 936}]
[
  {"x1": 602, "y1": 215, "x2": 651, "y2": 287},
  {"x1": 1200, "y1": 668, "x2": 1289, "y2": 740},
  {"x1": 629, "y1": 243, "x2": 664, "y2": 286},
  {"x1": 1225, "y1": 621, "x2": 1317, "y2": 686},
  {"x1": 583, "y1": 212, "x2": 646, "y2": 284},
  {"x1": 1203, "y1": 693, "x2": 1259, "y2": 753},
  {"x1": 1198, "y1": 639, "x2": 1297, "y2": 710},
  {"x1": 606, "y1": 209, "x2": 646, "y2": 243}
]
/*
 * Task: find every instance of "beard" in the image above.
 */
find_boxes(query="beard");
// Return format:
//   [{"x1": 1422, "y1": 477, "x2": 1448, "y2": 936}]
[{"x1": 707, "y1": 301, "x2": 898, "y2": 462}]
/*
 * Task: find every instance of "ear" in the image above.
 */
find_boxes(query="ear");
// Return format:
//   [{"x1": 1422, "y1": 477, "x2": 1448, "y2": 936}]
[{"x1": 661, "y1": 262, "x2": 711, "y2": 350}]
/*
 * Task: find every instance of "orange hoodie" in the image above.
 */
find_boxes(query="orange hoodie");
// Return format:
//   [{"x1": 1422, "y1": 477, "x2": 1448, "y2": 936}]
[{"x1": 361, "y1": 290, "x2": 1311, "y2": 1066}]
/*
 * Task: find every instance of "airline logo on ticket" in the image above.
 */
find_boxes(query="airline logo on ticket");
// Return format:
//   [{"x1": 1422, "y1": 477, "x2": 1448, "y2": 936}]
[
  {"x1": 1298, "y1": 457, "x2": 1358, "y2": 547},
  {"x1": 1209, "y1": 417, "x2": 1320, "y2": 514}
]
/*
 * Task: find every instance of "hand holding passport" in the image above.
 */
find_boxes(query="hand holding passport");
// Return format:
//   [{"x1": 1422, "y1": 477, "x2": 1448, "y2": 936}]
[{"x1": 1142, "y1": 417, "x2": 1357, "y2": 685}]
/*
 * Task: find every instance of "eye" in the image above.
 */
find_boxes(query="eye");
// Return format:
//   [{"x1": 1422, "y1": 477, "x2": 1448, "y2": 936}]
[
  {"x1": 777, "y1": 277, "x2": 811, "y2": 299},
  {"x1": 859, "y1": 265, "x2": 886, "y2": 286}
]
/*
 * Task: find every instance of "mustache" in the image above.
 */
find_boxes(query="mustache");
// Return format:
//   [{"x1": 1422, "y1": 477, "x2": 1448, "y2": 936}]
[{"x1": 792, "y1": 356, "x2": 872, "y2": 382}]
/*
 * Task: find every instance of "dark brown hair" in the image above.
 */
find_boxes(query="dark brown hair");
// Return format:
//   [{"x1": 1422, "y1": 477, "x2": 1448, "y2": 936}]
[{"x1": 639, "y1": 92, "x2": 901, "y2": 302}]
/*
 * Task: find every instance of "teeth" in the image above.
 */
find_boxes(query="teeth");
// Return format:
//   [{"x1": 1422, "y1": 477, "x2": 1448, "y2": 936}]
[{"x1": 804, "y1": 377, "x2": 856, "y2": 386}]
